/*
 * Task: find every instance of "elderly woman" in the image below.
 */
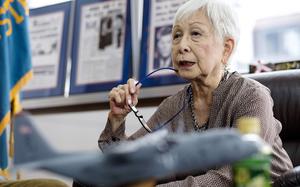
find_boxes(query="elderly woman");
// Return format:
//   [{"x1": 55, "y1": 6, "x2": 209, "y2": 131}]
[{"x1": 98, "y1": 0, "x2": 293, "y2": 186}]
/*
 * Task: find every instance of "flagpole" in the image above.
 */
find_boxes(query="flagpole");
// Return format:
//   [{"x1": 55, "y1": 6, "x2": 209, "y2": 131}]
[{"x1": 9, "y1": 96, "x2": 19, "y2": 159}]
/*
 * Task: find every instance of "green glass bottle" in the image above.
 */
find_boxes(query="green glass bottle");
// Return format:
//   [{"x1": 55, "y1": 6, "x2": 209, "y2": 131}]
[{"x1": 233, "y1": 117, "x2": 272, "y2": 187}]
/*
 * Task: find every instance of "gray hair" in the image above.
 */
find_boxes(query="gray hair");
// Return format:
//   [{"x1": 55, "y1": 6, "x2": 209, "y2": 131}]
[{"x1": 174, "y1": 0, "x2": 240, "y2": 50}]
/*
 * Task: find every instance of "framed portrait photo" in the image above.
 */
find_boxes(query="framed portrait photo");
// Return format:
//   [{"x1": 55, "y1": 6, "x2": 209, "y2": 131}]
[
  {"x1": 22, "y1": 2, "x2": 71, "y2": 99},
  {"x1": 139, "y1": 0, "x2": 188, "y2": 87},
  {"x1": 70, "y1": 0, "x2": 132, "y2": 94}
]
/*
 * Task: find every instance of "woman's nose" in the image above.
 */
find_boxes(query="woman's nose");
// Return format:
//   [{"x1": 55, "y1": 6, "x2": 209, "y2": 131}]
[{"x1": 179, "y1": 36, "x2": 191, "y2": 53}]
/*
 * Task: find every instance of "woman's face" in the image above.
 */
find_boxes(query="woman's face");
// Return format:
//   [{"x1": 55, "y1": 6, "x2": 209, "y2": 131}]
[{"x1": 171, "y1": 10, "x2": 229, "y2": 83}]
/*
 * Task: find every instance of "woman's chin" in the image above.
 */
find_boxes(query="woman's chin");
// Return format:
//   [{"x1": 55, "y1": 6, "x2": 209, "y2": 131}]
[{"x1": 177, "y1": 71, "x2": 196, "y2": 80}]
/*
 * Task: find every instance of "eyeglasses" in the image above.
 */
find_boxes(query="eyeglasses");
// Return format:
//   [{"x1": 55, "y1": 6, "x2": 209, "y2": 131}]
[{"x1": 129, "y1": 67, "x2": 188, "y2": 133}]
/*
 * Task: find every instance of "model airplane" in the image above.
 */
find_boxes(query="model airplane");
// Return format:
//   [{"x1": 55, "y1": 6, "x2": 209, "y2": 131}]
[{"x1": 13, "y1": 112, "x2": 260, "y2": 186}]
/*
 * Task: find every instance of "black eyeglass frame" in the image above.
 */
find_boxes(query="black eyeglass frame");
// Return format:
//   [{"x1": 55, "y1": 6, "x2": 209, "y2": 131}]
[{"x1": 128, "y1": 104, "x2": 152, "y2": 133}]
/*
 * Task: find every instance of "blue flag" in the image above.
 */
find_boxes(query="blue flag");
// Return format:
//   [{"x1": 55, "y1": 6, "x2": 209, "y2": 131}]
[{"x1": 0, "y1": 0, "x2": 32, "y2": 178}]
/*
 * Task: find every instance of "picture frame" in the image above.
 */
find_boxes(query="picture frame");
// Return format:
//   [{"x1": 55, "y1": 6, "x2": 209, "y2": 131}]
[
  {"x1": 22, "y1": 1, "x2": 71, "y2": 98},
  {"x1": 69, "y1": 0, "x2": 132, "y2": 94},
  {"x1": 139, "y1": 0, "x2": 187, "y2": 87}
]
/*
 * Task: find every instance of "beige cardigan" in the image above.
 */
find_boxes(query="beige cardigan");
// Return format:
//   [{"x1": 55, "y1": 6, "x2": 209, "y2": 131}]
[{"x1": 99, "y1": 72, "x2": 293, "y2": 187}]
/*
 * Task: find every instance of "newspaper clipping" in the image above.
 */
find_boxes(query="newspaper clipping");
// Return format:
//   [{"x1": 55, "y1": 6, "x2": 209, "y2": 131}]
[
  {"x1": 24, "y1": 11, "x2": 64, "y2": 91},
  {"x1": 76, "y1": 0, "x2": 126, "y2": 85}
]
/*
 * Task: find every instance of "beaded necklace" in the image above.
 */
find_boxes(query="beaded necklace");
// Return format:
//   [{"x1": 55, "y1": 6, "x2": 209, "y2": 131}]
[
  {"x1": 189, "y1": 70, "x2": 229, "y2": 132},
  {"x1": 189, "y1": 89, "x2": 208, "y2": 132}
]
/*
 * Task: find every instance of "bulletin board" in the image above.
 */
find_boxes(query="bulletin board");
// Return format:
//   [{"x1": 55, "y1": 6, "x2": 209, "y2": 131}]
[
  {"x1": 138, "y1": 0, "x2": 188, "y2": 87},
  {"x1": 69, "y1": 0, "x2": 132, "y2": 94},
  {"x1": 22, "y1": 2, "x2": 71, "y2": 98}
]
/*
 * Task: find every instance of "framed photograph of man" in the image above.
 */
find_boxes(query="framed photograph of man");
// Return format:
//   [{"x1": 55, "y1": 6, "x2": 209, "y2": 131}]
[
  {"x1": 139, "y1": 0, "x2": 188, "y2": 87},
  {"x1": 70, "y1": 0, "x2": 132, "y2": 94},
  {"x1": 153, "y1": 25, "x2": 173, "y2": 70},
  {"x1": 22, "y1": 2, "x2": 71, "y2": 99}
]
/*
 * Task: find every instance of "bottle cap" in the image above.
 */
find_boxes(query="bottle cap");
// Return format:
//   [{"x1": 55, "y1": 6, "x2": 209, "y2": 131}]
[{"x1": 237, "y1": 117, "x2": 260, "y2": 135}]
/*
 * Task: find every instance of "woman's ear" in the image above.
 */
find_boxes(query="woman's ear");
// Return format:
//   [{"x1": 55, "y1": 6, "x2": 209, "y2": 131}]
[{"x1": 222, "y1": 37, "x2": 235, "y2": 65}]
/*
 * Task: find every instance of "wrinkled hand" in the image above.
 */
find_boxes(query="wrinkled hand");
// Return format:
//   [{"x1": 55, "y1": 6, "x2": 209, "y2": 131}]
[{"x1": 108, "y1": 78, "x2": 141, "y2": 124}]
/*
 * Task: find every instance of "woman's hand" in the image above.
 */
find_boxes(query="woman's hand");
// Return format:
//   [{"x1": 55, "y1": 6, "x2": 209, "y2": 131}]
[{"x1": 108, "y1": 78, "x2": 141, "y2": 130}]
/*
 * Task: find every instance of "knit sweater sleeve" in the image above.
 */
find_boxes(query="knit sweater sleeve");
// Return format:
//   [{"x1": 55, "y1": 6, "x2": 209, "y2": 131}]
[{"x1": 98, "y1": 118, "x2": 127, "y2": 152}]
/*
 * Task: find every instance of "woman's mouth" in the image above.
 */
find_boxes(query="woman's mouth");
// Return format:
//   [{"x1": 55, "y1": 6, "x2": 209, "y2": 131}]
[{"x1": 178, "y1": 60, "x2": 195, "y2": 68}]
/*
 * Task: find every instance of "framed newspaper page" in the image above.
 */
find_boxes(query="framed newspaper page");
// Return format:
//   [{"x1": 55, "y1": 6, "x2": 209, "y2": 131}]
[
  {"x1": 139, "y1": 0, "x2": 188, "y2": 87},
  {"x1": 70, "y1": 0, "x2": 132, "y2": 94},
  {"x1": 22, "y1": 2, "x2": 71, "y2": 99}
]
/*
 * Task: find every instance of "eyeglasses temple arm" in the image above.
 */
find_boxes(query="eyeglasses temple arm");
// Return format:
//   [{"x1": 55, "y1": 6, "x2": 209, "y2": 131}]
[
  {"x1": 135, "y1": 67, "x2": 177, "y2": 86},
  {"x1": 129, "y1": 104, "x2": 152, "y2": 133}
]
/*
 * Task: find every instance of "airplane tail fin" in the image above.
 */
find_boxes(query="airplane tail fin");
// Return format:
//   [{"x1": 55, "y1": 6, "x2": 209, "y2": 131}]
[{"x1": 13, "y1": 112, "x2": 59, "y2": 166}]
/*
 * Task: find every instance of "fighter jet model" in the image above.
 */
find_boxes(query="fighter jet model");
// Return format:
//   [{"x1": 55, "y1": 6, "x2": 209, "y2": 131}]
[{"x1": 13, "y1": 112, "x2": 260, "y2": 186}]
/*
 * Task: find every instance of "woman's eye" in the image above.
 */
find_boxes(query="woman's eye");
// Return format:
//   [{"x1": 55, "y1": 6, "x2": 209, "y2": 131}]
[
  {"x1": 191, "y1": 31, "x2": 201, "y2": 36},
  {"x1": 172, "y1": 32, "x2": 181, "y2": 40}
]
